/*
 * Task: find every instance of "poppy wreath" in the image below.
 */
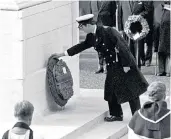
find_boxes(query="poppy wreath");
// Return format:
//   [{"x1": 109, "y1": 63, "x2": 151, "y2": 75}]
[
  {"x1": 46, "y1": 54, "x2": 73, "y2": 107},
  {"x1": 124, "y1": 15, "x2": 150, "y2": 41}
]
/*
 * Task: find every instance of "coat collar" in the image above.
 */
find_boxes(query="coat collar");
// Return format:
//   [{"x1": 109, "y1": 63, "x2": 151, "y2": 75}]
[
  {"x1": 95, "y1": 25, "x2": 104, "y2": 38},
  {"x1": 12, "y1": 122, "x2": 33, "y2": 139},
  {"x1": 140, "y1": 101, "x2": 170, "y2": 122}
]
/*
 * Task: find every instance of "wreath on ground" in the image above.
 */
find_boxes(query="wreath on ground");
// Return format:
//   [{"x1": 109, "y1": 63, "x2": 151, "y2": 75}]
[{"x1": 124, "y1": 15, "x2": 150, "y2": 41}]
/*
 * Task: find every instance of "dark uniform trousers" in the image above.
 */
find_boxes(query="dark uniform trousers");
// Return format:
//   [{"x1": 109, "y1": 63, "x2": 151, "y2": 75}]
[
  {"x1": 123, "y1": 33, "x2": 145, "y2": 68},
  {"x1": 124, "y1": 32, "x2": 153, "y2": 68},
  {"x1": 105, "y1": 63, "x2": 141, "y2": 117},
  {"x1": 98, "y1": 52, "x2": 105, "y2": 67},
  {"x1": 145, "y1": 29, "x2": 153, "y2": 62},
  {"x1": 129, "y1": 39, "x2": 145, "y2": 68}
]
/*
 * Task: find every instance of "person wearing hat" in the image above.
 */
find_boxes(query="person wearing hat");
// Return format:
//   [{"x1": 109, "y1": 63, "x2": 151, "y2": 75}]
[
  {"x1": 55, "y1": 14, "x2": 148, "y2": 122},
  {"x1": 128, "y1": 81, "x2": 170, "y2": 139}
]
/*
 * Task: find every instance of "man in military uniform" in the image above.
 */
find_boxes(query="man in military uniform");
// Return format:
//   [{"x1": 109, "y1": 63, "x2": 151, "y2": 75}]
[{"x1": 56, "y1": 14, "x2": 148, "y2": 122}]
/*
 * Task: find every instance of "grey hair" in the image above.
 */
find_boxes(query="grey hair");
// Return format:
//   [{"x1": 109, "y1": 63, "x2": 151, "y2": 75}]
[
  {"x1": 148, "y1": 81, "x2": 166, "y2": 93},
  {"x1": 147, "y1": 81, "x2": 166, "y2": 101},
  {"x1": 14, "y1": 100, "x2": 34, "y2": 120}
]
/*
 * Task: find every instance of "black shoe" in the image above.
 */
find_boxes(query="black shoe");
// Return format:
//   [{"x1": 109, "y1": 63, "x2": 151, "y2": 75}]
[
  {"x1": 104, "y1": 116, "x2": 123, "y2": 122},
  {"x1": 157, "y1": 73, "x2": 166, "y2": 76},
  {"x1": 95, "y1": 68, "x2": 104, "y2": 74}
]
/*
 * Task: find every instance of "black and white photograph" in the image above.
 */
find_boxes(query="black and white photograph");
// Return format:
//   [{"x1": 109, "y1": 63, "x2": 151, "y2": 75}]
[{"x1": 0, "y1": 0, "x2": 170, "y2": 139}]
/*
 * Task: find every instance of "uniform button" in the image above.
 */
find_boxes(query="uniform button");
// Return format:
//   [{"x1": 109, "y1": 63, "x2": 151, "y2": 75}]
[
  {"x1": 107, "y1": 63, "x2": 109, "y2": 66},
  {"x1": 96, "y1": 39, "x2": 98, "y2": 42},
  {"x1": 110, "y1": 55, "x2": 112, "y2": 57},
  {"x1": 113, "y1": 61, "x2": 115, "y2": 63},
  {"x1": 103, "y1": 43, "x2": 105, "y2": 45},
  {"x1": 106, "y1": 49, "x2": 109, "y2": 51}
]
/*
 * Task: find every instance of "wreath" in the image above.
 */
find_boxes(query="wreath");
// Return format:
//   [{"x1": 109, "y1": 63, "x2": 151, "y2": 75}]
[{"x1": 124, "y1": 15, "x2": 150, "y2": 41}]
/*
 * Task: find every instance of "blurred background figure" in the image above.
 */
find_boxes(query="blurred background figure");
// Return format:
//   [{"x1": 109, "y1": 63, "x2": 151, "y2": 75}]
[
  {"x1": 2, "y1": 100, "x2": 34, "y2": 139},
  {"x1": 118, "y1": 1, "x2": 154, "y2": 69},
  {"x1": 155, "y1": 1, "x2": 170, "y2": 77}
]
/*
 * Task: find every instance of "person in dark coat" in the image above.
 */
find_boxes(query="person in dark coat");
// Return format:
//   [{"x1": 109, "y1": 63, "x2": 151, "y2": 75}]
[
  {"x1": 156, "y1": 2, "x2": 170, "y2": 77},
  {"x1": 128, "y1": 81, "x2": 170, "y2": 139},
  {"x1": 95, "y1": 1, "x2": 117, "y2": 74},
  {"x1": 153, "y1": 1, "x2": 163, "y2": 55},
  {"x1": 118, "y1": 1, "x2": 153, "y2": 68},
  {"x1": 56, "y1": 14, "x2": 148, "y2": 122}
]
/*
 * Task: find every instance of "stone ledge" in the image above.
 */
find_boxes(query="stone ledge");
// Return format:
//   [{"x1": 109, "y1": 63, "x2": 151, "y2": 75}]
[{"x1": 0, "y1": 0, "x2": 51, "y2": 11}]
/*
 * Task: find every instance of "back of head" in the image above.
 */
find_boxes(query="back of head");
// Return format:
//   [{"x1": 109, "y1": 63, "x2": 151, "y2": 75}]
[
  {"x1": 147, "y1": 81, "x2": 166, "y2": 102},
  {"x1": 14, "y1": 100, "x2": 34, "y2": 125}
]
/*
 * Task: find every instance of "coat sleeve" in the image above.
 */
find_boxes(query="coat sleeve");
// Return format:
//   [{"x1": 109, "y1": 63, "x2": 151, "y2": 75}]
[{"x1": 67, "y1": 33, "x2": 95, "y2": 56}]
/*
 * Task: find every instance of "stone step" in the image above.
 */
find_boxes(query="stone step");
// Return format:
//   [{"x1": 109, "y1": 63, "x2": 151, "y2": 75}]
[
  {"x1": 31, "y1": 88, "x2": 134, "y2": 139},
  {"x1": 120, "y1": 134, "x2": 128, "y2": 139},
  {"x1": 32, "y1": 89, "x2": 109, "y2": 139},
  {"x1": 76, "y1": 104, "x2": 130, "y2": 139},
  {"x1": 1, "y1": 90, "x2": 166, "y2": 139}
]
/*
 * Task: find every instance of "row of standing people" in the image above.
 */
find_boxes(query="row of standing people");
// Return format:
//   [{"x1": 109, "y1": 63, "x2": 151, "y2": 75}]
[
  {"x1": 118, "y1": 1, "x2": 154, "y2": 69},
  {"x1": 118, "y1": 1, "x2": 170, "y2": 76},
  {"x1": 80, "y1": 1, "x2": 170, "y2": 76}
]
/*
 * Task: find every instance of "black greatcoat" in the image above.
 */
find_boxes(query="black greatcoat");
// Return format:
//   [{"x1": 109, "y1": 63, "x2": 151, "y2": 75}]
[{"x1": 67, "y1": 26, "x2": 148, "y2": 104}]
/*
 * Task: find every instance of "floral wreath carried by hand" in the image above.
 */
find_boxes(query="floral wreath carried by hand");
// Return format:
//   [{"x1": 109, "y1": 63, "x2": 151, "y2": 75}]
[{"x1": 124, "y1": 15, "x2": 150, "y2": 41}]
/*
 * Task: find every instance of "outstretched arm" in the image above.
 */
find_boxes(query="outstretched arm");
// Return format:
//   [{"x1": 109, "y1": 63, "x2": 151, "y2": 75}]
[{"x1": 56, "y1": 33, "x2": 95, "y2": 57}]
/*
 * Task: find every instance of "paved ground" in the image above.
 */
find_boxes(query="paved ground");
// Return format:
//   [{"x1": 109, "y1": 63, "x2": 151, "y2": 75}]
[
  {"x1": 79, "y1": 47, "x2": 170, "y2": 95},
  {"x1": 120, "y1": 134, "x2": 128, "y2": 139}
]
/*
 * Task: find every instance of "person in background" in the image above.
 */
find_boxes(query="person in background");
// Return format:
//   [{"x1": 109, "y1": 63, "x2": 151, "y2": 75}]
[
  {"x1": 55, "y1": 14, "x2": 148, "y2": 122},
  {"x1": 153, "y1": 1, "x2": 163, "y2": 60},
  {"x1": 128, "y1": 81, "x2": 170, "y2": 139},
  {"x1": 118, "y1": 1, "x2": 153, "y2": 69},
  {"x1": 2, "y1": 100, "x2": 34, "y2": 139},
  {"x1": 156, "y1": 1, "x2": 170, "y2": 77}
]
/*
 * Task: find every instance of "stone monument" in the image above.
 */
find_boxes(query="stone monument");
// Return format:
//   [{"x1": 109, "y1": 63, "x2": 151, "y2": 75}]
[{"x1": 0, "y1": 0, "x2": 79, "y2": 124}]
